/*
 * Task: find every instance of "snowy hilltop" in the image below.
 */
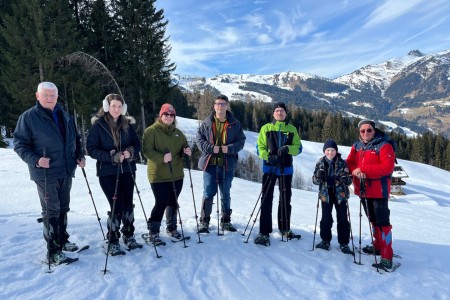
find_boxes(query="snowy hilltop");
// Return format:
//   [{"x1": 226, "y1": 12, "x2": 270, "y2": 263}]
[{"x1": 1, "y1": 117, "x2": 450, "y2": 300}]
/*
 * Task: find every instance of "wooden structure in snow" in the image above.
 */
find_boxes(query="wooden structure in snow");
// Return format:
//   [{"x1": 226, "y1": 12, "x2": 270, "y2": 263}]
[{"x1": 391, "y1": 165, "x2": 408, "y2": 195}]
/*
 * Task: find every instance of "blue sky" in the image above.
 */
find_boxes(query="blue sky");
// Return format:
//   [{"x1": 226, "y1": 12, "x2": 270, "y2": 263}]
[{"x1": 156, "y1": 0, "x2": 450, "y2": 79}]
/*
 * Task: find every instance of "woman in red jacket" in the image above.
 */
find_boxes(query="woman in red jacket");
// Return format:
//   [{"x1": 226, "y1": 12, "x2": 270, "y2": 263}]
[{"x1": 346, "y1": 120, "x2": 395, "y2": 271}]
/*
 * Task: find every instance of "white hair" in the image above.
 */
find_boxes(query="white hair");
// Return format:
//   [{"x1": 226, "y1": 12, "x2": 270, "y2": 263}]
[{"x1": 37, "y1": 82, "x2": 58, "y2": 93}]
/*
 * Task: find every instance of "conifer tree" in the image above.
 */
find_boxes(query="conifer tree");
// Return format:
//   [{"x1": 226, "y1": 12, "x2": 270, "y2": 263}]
[
  {"x1": 110, "y1": 0, "x2": 175, "y2": 130},
  {"x1": 0, "y1": 0, "x2": 80, "y2": 114}
]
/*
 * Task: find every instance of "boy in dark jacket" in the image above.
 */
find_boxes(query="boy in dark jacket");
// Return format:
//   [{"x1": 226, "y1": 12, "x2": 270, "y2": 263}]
[{"x1": 312, "y1": 139, "x2": 353, "y2": 254}]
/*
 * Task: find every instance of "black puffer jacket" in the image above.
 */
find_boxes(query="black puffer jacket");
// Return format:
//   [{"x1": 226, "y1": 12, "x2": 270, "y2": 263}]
[
  {"x1": 14, "y1": 102, "x2": 84, "y2": 181},
  {"x1": 86, "y1": 115, "x2": 140, "y2": 177}
]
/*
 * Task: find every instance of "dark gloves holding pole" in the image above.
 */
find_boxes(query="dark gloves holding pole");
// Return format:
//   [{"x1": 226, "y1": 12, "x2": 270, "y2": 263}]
[
  {"x1": 315, "y1": 168, "x2": 326, "y2": 182},
  {"x1": 277, "y1": 145, "x2": 289, "y2": 157}
]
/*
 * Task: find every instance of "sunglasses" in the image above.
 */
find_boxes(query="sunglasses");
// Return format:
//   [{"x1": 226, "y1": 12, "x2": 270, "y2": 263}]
[
  {"x1": 214, "y1": 102, "x2": 227, "y2": 107},
  {"x1": 360, "y1": 128, "x2": 373, "y2": 134},
  {"x1": 162, "y1": 113, "x2": 175, "y2": 117}
]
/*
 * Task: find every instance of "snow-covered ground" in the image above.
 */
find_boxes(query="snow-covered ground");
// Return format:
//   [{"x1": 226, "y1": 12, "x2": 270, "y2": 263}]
[{"x1": 1, "y1": 117, "x2": 449, "y2": 299}]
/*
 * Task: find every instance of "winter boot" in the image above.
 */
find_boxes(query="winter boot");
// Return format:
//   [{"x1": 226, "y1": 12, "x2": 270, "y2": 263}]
[
  {"x1": 107, "y1": 241, "x2": 126, "y2": 256},
  {"x1": 380, "y1": 225, "x2": 394, "y2": 260},
  {"x1": 148, "y1": 231, "x2": 163, "y2": 244},
  {"x1": 316, "y1": 240, "x2": 330, "y2": 251},
  {"x1": 220, "y1": 209, "x2": 237, "y2": 232},
  {"x1": 62, "y1": 241, "x2": 79, "y2": 252},
  {"x1": 281, "y1": 230, "x2": 301, "y2": 240},
  {"x1": 372, "y1": 258, "x2": 393, "y2": 271},
  {"x1": 167, "y1": 229, "x2": 182, "y2": 239},
  {"x1": 197, "y1": 222, "x2": 210, "y2": 234},
  {"x1": 123, "y1": 235, "x2": 142, "y2": 250},
  {"x1": 340, "y1": 244, "x2": 354, "y2": 255},
  {"x1": 48, "y1": 250, "x2": 69, "y2": 265},
  {"x1": 254, "y1": 233, "x2": 270, "y2": 246}
]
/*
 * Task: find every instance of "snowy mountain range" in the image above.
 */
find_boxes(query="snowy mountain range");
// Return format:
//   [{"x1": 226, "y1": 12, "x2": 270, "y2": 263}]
[{"x1": 173, "y1": 49, "x2": 450, "y2": 137}]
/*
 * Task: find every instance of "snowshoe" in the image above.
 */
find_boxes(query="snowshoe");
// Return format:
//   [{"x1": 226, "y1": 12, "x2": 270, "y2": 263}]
[
  {"x1": 47, "y1": 251, "x2": 78, "y2": 266},
  {"x1": 340, "y1": 244, "x2": 354, "y2": 255},
  {"x1": 197, "y1": 222, "x2": 210, "y2": 234},
  {"x1": 123, "y1": 235, "x2": 143, "y2": 250},
  {"x1": 254, "y1": 233, "x2": 270, "y2": 246},
  {"x1": 363, "y1": 245, "x2": 381, "y2": 255},
  {"x1": 167, "y1": 229, "x2": 182, "y2": 239},
  {"x1": 221, "y1": 222, "x2": 237, "y2": 232},
  {"x1": 62, "y1": 241, "x2": 79, "y2": 252},
  {"x1": 141, "y1": 233, "x2": 166, "y2": 246},
  {"x1": 281, "y1": 230, "x2": 301, "y2": 240},
  {"x1": 372, "y1": 258, "x2": 401, "y2": 272},
  {"x1": 315, "y1": 240, "x2": 330, "y2": 251},
  {"x1": 106, "y1": 242, "x2": 126, "y2": 256}
]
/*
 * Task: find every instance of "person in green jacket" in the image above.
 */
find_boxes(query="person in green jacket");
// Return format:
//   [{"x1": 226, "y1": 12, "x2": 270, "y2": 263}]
[
  {"x1": 142, "y1": 103, "x2": 191, "y2": 244},
  {"x1": 255, "y1": 102, "x2": 302, "y2": 246}
]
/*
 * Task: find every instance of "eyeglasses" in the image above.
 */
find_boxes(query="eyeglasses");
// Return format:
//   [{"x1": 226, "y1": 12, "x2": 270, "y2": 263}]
[
  {"x1": 162, "y1": 113, "x2": 175, "y2": 117},
  {"x1": 214, "y1": 102, "x2": 227, "y2": 107},
  {"x1": 40, "y1": 93, "x2": 57, "y2": 99},
  {"x1": 360, "y1": 128, "x2": 373, "y2": 134}
]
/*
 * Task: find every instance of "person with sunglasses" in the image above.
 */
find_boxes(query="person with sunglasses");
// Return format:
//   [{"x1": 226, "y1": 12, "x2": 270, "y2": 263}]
[
  {"x1": 142, "y1": 103, "x2": 191, "y2": 244},
  {"x1": 346, "y1": 119, "x2": 395, "y2": 271},
  {"x1": 196, "y1": 95, "x2": 246, "y2": 233}
]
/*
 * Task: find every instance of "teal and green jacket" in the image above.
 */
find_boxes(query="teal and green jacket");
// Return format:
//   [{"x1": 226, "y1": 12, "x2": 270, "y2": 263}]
[{"x1": 256, "y1": 120, "x2": 302, "y2": 175}]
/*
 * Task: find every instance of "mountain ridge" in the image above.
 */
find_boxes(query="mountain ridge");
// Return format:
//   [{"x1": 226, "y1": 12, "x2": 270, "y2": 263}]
[{"x1": 173, "y1": 49, "x2": 450, "y2": 137}]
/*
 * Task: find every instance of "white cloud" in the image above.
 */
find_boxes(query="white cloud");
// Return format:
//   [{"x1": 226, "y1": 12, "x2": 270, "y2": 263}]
[
  {"x1": 256, "y1": 34, "x2": 273, "y2": 44},
  {"x1": 364, "y1": 0, "x2": 425, "y2": 28}
]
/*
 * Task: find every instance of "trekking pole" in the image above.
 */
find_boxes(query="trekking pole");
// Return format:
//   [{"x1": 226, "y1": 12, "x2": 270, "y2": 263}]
[
  {"x1": 103, "y1": 163, "x2": 121, "y2": 275},
  {"x1": 184, "y1": 153, "x2": 203, "y2": 244},
  {"x1": 358, "y1": 199, "x2": 363, "y2": 265},
  {"x1": 360, "y1": 178, "x2": 379, "y2": 272},
  {"x1": 310, "y1": 195, "x2": 321, "y2": 251},
  {"x1": 280, "y1": 166, "x2": 289, "y2": 242},
  {"x1": 215, "y1": 153, "x2": 224, "y2": 237},
  {"x1": 242, "y1": 165, "x2": 277, "y2": 236},
  {"x1": 346, "y1": 200, "x2": 357, "y2": 263},
  {"x1": 165, "y1": 149, "x2": 188, "y2": 248},
  {"x1": 42, "y1": 148, "x2": 51, "y2": 273},
  {"x1": 126, "y1": 160, "x2": 161, "y2": 258},
  {"x1": 81, "y1": 168, "x2": 106, "y2": 240},
  {"x1": 244, "y1": 165, "x2": 279, "y2": 243}
]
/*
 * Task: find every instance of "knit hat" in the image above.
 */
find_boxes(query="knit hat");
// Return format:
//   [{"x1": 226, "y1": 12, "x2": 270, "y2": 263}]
[
  {"x1": 323, "y1": 139, "x2": 338, "y2": 153},
  {"x1": 358, "y1": 119, "x2": 375, "y2": 129},
  {"x1": 273, "y1": 102, "x2": 287, "y2": 112},
  {"x1": 159, "y1": 103, "x2": 176, "y2": 117}
]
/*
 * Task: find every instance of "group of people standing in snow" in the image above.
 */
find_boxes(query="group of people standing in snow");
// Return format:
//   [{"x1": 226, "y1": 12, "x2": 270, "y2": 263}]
[{"x1": 13, "y1": 81, "x2": 395, "y2": 271}]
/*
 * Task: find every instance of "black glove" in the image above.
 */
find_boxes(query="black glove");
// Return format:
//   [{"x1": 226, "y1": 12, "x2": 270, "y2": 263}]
[
  {"x1": 268, "y1": 154, "x2": 279, "y2": 165},
  {"x1": 316, "y1": 169, "x2": 326, "y2": 181},
  {"x1": 277, "y1": 145, "x2": 289, "y2": 157},
  {"x1": 126, "y1": 146, "x2": 135, "y2": 161}
]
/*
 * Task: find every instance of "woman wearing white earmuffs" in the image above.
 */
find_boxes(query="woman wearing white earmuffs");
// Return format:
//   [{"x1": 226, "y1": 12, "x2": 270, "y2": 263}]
[{"x1": 86, "y1": 93, "x2": 142, "y2": 255}]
